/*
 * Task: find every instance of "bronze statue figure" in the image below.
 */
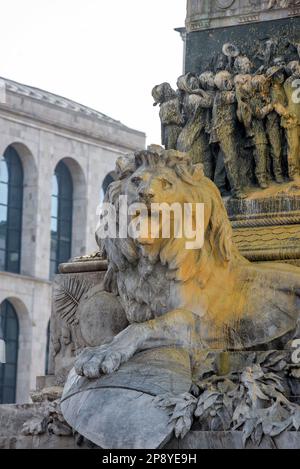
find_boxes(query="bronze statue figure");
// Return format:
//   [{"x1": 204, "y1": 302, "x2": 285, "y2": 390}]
[
  {"x1": 266, "y1": 65, "x2": 287, "y2": 182},
  {"x1": 274, "y1": 61, "x2": 300, "y2": 181},
  {"x1": 248, "y1": 75, "x2": 273, "y2": 188},
  {"x1": 212, "y1": 71, "x2": 246, "y2": 199},
  {"x1": 152, "y1": 82, "x2": 183, "y2": 150},
  {"x1": 176, "y1": 73, "x2": 214, "y2": 169}
]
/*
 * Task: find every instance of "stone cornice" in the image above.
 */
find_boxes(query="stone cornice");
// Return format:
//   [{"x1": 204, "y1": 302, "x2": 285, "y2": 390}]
[
  {"x1": 0, "y1": 106, "x2": 140, "y2": 155},
  {"x1": 0, "y1": 76, "x2": 144, "y2": 135},
  {"x1": 186, "y1": 0, "x2": 300, "y2": 32},
  {"x1": 0, "y1": 270, "x2": 52, "y2": 286},
  {"x1": 0, "y1": 77, "x2": 146, "y2": 153}
]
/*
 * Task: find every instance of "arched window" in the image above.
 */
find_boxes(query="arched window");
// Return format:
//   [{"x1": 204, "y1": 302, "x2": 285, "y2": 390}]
[
  {"x1": 50, "y1": 161, "x2": 73, "y2": 278},
  {"x1": 0, "y1": 146, "x2": 23, "y2": 273},
  {"x1": 0, "y1": 300, "x2": 19, "y2": 404},
  {"x1": 100, "y1": 172, "x2": 115, "y2": 203}
]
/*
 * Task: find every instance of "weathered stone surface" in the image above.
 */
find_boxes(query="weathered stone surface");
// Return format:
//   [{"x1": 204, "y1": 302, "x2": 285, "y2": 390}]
[
  {"x1": 0, "y1": 402, "x2": 90, "y2": 449},
  {"x1": 78, "y1": 288, "x2": 128, "y2": 347},
  {"x1": 50, "y1": 271, "x2": 106, "y2": 381},
  {"x1": 0, "y1": 404, "x2": 43, "y2": 438},
  {"x1": 61, "y1": 348, "x2": 192, "y2": 449},
  {"x1": 0, "y1": 434, "x2": 89, "y2": 450}
]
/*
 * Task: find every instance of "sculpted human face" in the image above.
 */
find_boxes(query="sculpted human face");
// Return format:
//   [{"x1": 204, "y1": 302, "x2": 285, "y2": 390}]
[
  {"x1": 215, "y1": 72, "x2": 234, "y2": 91},
  {"x1": 235, "y1": 56, "x2": 252, "y2": 75},
  {"x1": 199, "y1": 72, "x2": 215, "y2": 90},
  {"x1": 189, "y1": 75, "x2": 200, "y2": 91},
  {"x1": 252, "y1": 75, "x2": 269, "y2": 94},
  {"x1": 286, "y1": 61, "x2": 300, "y2": 77},
  {"x1": 274, "y1": 72, "x2": 285, "y2": 84},
  {"x1": 273, "y1": 57, "x2": 286, "y2": 68},
  {"x1": 234, "y1": 74, "x2": 252, "y2": 93}
]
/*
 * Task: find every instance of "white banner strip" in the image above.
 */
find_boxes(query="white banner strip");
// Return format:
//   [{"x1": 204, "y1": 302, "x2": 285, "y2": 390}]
[{"x1": 0, "y1": 339, "x2": 6, "y2": 363}]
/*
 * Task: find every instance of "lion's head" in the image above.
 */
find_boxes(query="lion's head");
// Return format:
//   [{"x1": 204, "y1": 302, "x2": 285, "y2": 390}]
[{"x1": 98, "y1": 148, "x2": 243, "y2": 295}]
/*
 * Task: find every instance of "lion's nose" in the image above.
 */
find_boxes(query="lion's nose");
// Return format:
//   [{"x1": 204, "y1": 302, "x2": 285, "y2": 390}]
[{"x1": 138, "y1": 190, "x2": 154, "y2": 202}]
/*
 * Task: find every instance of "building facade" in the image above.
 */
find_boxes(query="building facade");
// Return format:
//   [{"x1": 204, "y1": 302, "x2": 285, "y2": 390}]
[{"x1": 0, "y1": 77, "x2": 145, "y2": 404}]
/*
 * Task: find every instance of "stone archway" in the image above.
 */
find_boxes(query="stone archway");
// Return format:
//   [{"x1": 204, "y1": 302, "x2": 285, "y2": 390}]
[{"x1": 0, "y1": 296, "x2": 31, "y2": 404}]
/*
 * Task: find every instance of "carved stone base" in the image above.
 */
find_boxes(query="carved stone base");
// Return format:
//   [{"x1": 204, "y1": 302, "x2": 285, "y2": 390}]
[
  {"x1": 49, "y1": 259, "x2": 129, "y2": 386},
  {"x1": 1, "y1": 347, "x2": 299, "y2": 449},
  {"x1": 226, "y1": 191, "x2": 300, "y2": 263}
]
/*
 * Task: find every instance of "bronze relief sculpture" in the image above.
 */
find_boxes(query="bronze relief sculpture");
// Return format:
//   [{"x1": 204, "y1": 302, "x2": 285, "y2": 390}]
[{"x1": 152, "y1": 43, "x2": 300, "y2": 198}]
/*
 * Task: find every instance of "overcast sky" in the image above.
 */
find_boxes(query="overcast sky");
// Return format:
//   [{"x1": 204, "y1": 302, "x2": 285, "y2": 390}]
[{"x1": 1, "y1": 0, "x2": 186, "y2": 145}]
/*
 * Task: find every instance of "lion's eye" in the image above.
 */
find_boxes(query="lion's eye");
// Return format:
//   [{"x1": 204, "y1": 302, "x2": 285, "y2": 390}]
[
  {"x1": 161, "y1": 179, "x2": 173, "y2": 190},
  {"x1": 131, "y1": 176, "x2": 142, "y2": 186}
]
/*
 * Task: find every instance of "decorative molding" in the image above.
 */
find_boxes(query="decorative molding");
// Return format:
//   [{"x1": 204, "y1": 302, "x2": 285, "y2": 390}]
[
  {"x1": 238, "y1": 14, "x2": 260, "y2": 23},
  {"x1": 232, "y1": 222, "x2": 300, "y2": 262},
  {"x1": 189, "y1": 19, "x2": 211, "y2": 31},
  {"x1": 1, "y1": 76, "x2": 129, "y2": 130},
  {"x1": 238, "y1": 247, "x2": 300, "y2": 262},
  {"x1": 0, "y1": 108, "x2": 136, "y2": 155},
  {"x1": 185, "y1": 0, "x2": 297, "y2": 32},
  {"x1": 59, "y1": 259, "x2": 108, "y2": 274},
  {"x1": 230, "y1": 210, "x2": 300, "y2": 228},
  {"x1": 228, "y1": 196, "x2": 300, "y2": 263}
]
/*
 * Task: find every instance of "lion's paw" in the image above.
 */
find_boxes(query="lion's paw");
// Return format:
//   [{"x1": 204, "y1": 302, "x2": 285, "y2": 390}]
[{"x1": 74, "y1": 344, "x2": 124, "y2": 378}]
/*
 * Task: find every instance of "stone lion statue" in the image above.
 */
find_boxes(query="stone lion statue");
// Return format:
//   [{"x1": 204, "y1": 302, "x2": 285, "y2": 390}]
[{"x1": 75, "y1": 148, "x2": 300, "y2": 379}]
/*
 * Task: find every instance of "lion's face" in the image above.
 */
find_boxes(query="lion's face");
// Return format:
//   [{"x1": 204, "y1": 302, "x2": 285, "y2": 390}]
[
  {"x1": 125, "y1": 165, "x2": 193, "y2": 208},
  {"x1": 123, "y1": 166, "x2": 194, "y2": 247},
  {"x1": 121, "y1": 161, "x2": 212, "y2": 251}
]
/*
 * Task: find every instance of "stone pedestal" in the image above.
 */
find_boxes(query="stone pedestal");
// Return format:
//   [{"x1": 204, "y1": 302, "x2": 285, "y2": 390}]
[
  {"x1": 49, "y1": 259, "x2": 107, "y2": 384},
  {"x1": 0, "y1": 257, "x2": 299, "y2": 449}
]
